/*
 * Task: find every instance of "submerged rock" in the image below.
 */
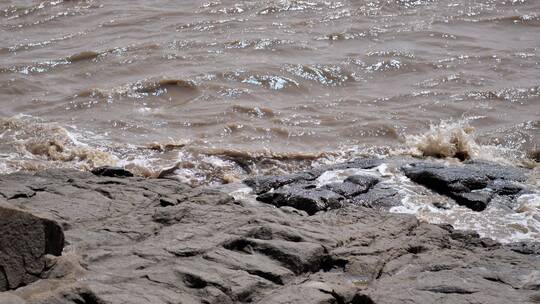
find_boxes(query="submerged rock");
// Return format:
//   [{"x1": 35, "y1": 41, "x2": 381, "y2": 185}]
[
  {"x1": 402, "y1": 161, "x2": 527, "y2": 211},
  {"x1": 0, "y1": 167, "x2": 538, "y2": 303}
]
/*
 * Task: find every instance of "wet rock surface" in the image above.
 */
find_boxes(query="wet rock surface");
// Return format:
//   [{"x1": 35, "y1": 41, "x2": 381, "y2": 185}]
[
  {"x1": 246, "y1": 158, "x2": 395, "y2": 214},
  {"x1": 257, "y1": 183, "x2": 346, "y2": 215},
  {"x1": 402, "y1": 161, "x2": 528, "y2": 211},
  {"x1": 244, "y1": 158, "x2": 382, "y2": 195},
  {"x1": 0, "y1": 163, "x2": 538, "y2": 304}
]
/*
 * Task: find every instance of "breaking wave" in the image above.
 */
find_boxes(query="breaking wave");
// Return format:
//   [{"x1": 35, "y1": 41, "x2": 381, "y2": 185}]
[
  {"x1": 403, "y1": 120, "x2": 478, "y2": 161},
  {"x1": 0, "y1": 115, "x2": 116, "y2": 173},
  {"x1": 398, "y1": 119, "x2": 536, "y2": 167},
  {"x1": 0, "y1": 115, "x2": 535, "y2": 186}
]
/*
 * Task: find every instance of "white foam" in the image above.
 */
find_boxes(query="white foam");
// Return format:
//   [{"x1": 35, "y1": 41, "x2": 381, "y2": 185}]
[
  {"x1": 228, "y1": 186, "x2": 254, "y2": 201},
  {"x1": 315, "y1": 166, "x2": 381, "y2": 187},
  {"x1": 391, "y1": 181, "x2": 540, "y2": 243},
  {"x1": 516, "y1": 194, "x2": 540, "y2": 213}
]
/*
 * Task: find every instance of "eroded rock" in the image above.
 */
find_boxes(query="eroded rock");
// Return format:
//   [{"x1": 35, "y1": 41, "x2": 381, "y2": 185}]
[{"x1": 0, "y1": 202, "x2": 64, "y2": 291}]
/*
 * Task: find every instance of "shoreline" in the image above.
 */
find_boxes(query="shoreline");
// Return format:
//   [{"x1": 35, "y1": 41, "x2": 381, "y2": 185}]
[{"x1": 1, "y1": 157, "x2": 539, "y2": 303}]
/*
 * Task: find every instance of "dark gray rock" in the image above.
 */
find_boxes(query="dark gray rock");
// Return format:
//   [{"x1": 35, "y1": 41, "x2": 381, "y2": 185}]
[
  {"x1": 402, "y1": 161, "x2": 527, "y2": 211},
  {"x1": 505, "y1": 242, "x2": 540, "y2": 255},
  {"x1": 0, "y1": 168, "x2": 538, "y2": 304},
  {"x1": 345, "y1": 174, "x2": 380, "y2": 188},
  {"x1": 245, "y1": 159, "x2": 388, "y2": 214},
  {"x1": 257, "y1": 183, "x2": 345, "y2": 215},
  {"x1": 322, "y1": 181, "x2": 369, "y2": 197},
  {"x1": 488, "y1": 179, "x2": 524, "y2": 195},
  {"x1": 452, "y1": 190, "x2": 494, "y2": 211},
  {"x1": 0, "y1": 202, "x2": 64, "y2": 291},
  {"x1": 244, "y1": 172, "x2": 317, "y2": 194},
  {"x1": 91, "y1": 166, "x2": 134, "y2": 178},
  {"x1": 352, "y1": 183, "x2": 401, "y2": 209},
  {"x1": 322, "y1": 175, "x2": 380, "y2": 198},
  {"x1": 464, "y1": 160, "x2": 528, "y2": 182},
  {"x1": 250, "y1": 171, "x2": 392, "y2": 213}
]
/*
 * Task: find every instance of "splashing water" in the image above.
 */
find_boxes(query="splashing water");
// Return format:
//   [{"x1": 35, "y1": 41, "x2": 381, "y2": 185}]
[
  {"x1": 0, "y1": 115, "x2": 116, "y2": 173},
  {"x1": 404, "y1": 120, "x2": 478, "y2": 160}
]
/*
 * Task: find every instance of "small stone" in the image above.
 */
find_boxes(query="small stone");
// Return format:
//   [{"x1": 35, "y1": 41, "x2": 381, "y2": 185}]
[{"x1": 91, "y1": 166, "x2": 134, "y2": 178}]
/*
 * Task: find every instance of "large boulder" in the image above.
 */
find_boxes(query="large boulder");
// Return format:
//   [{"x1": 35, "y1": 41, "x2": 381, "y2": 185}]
[{"x1": 0, "y1": 202, "x2": 64, "y2": 291}]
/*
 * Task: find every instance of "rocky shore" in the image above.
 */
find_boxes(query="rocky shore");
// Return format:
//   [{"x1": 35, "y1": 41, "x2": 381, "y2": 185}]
[{"x1": 0, "y1": 158, "x2": 539, "y2": 303}]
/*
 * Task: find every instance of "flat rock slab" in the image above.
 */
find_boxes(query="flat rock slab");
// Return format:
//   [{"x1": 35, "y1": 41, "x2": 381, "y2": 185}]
[
  {"x1": 402, "y1": 161, "x2": 528, "y2": 211},
  {"x1": 0, "y1": 169, "x2": 538, "y2": 304}
]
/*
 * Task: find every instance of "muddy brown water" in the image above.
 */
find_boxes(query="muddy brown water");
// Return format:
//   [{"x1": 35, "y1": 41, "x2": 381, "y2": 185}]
[{"x1": 0, "y1": 0, "x2": 539, "y2": 177}]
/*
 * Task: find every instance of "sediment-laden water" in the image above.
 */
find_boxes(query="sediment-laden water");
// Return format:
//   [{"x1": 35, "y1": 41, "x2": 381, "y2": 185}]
[{"x1": 1, "y1": 0, "x2": 539, "y2": 241}]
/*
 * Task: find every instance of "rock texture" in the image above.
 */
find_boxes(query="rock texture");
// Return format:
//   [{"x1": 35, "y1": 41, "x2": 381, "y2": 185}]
[
  {"x1": 402, "y1": 161, "x2": 528, "y2": 211},
  {"x1": 0, "y1": 201, "x2": 64, "y2": 291},
  {"x1": 244, "y1": 158, "x2": 382, "y2": 195},
  {"x1": 0, "y1": 165, "x2": 538, "y2": 304},
  {"x1": 247, "y1": 158, "x2": 398, "y2": 214}
]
